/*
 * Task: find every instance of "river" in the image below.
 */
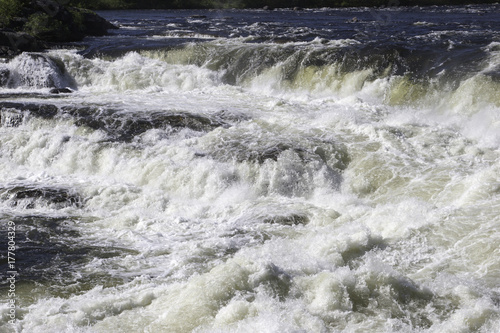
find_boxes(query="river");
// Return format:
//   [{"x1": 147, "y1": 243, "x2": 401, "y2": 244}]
[{"x1": 1, "y1": 4, "x2": 499, "y2": 332}]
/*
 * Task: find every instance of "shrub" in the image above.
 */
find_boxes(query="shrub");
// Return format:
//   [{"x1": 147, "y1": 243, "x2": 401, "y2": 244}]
[
  {"x1": 24, "y1": 12, "x2": 71, "y2": 42},
  {"x1": 0, "y1": 0, "x2": 23, "y2": 27}
]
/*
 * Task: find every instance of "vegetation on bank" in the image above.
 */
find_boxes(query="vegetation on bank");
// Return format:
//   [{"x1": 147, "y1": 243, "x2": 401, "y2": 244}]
[
  {"x1": 0, "y1": 0, "x2": 117, "y2": 56},
  {"x1": 65, "y1": 0, "x2": 499, "y2": 9}
]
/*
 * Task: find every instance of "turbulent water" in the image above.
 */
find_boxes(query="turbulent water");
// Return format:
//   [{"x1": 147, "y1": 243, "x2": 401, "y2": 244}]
[{"x1": 1, "y1": 4, "x2": 500, "y2": 332}]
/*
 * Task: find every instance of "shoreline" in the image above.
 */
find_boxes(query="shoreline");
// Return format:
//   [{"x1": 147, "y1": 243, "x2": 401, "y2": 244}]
[{"x1": 74, "y1": 0, "x2": 499, "y2": 10}]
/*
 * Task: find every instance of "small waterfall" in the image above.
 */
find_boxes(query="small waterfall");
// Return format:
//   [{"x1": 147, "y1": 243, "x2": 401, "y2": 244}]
[{"x1": 1, "y1": 53, "x2": 76, "y2": 89}]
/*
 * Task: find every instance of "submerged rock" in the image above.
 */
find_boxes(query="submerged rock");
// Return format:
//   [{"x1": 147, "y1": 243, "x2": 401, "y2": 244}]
[
  {"x1": 208, "y1": 137, "x2": 349, "y2": 170},
  {"x1": 262, "y1": 213, "x2": 309, "y2": 226},
  {"x1": 49, "y1": 87, "x2": 73, "y2": 94},
  {"x1": 0, "y1": 102, "x2": 58, "y2": 119},
  {"x1": 62, "y1": 106, "x2": 227, "y2": 142},
  {"x1": 0, "y1": 68, "x2": 9, "y2": 86},
  {"x1": 0, "y1": 108, "x2": 24, "y2": 127},
  {"x1": 0, "y1": 185, "x2": 83, "y2": 209},
  {"x1": 0, "y1": 214, "x2": 138, "y2": 292},
  {"x1": 0, "y1": 102, "x2": 227, "y2": 141},
  {"x1": 2, "y1": 52, "x2": 76, "y2": 89},
  {"x1": 244, "y1": 143, "x2": 308, "y2": 164}
]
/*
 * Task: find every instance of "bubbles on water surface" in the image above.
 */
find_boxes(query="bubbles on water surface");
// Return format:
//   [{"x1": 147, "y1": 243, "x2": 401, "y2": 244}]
[{"x1": 1, "y1": 5, "x2": 500, "y2": 333}]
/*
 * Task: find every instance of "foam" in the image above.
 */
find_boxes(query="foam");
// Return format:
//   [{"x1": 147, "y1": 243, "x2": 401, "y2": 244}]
[{"x1": 2, "y1": 9, "x2": 500, "y2": 332}]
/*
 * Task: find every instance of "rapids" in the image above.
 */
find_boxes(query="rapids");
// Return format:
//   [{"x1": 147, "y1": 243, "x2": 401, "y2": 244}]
[{"x1": 1, "y1": 4, "x2": 499, "y2": 333}]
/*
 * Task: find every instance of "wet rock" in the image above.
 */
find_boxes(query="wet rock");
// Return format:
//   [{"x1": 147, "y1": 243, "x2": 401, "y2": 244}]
[
  {"x1": 263, "y1": 213, "x2": 309, "y2": 226},
  {"x1": 61, "y1": 106, "x2": 227, "y2": 142},
  {"x1": 0, "y1": 102, "x2": 227, "y2": 141},
  {"x1": 149, "y1": 112, "x2": 226, "y2": 132},
  {"x1": 0, "y1": 1, "x2": 117, "y2": 56},
  {"x1": 0, "y1": 108, "x2": 24, "y2": 127},
  {"x1": 74, "y1": 7, "x2": 118, "y2": 36},
  {"x1": 24, "y1": 1, "x2": 118, "y2": 42},
  {"x1": 209, "y1": 142, "x2": 298, "y2": 164},
  {"x1": 248, "y1": 143, "x2": 302, "y2": 163},
  {"x1": 252, "y1": 263, "x2": 292, "y2": 301},
  {"x1": 0, "y1": 30, "x2": 46, "y2": 57},
  {"x1": 0, "y1": 185, "x2": 83, "y2": 209},
  {"x1": 211, "y1": 141, "x2": 340, "y2": 166},
  {"x1": 204, "y1": 125, "x2": 351, "y2": 173},
  {"x1": 49, "y1": 87, "x2": 73, "y2": 94},
  {"x1": 0, "y1": 68, "x2": 9, "y2": 86},
  {"x1": 5, "y1": 53, "x2": 75, "y2": 89},
  {"x1": 0, "y1": 215, "x2": 138, "y2": 293},
  {"x1": 0, "y1": 102, "x2": 58, "y2": 119},
  {"x1": 213, "y1": 109, "x2": 251, "y2": 123},
  {"x1": 0, "y1": 92, "x2": 70, "y2": 99}
]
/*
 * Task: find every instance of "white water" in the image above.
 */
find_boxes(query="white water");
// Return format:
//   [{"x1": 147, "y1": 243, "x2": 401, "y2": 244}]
[{"x1": 1, "y1": 9, "x2": 500, "y2": 333}]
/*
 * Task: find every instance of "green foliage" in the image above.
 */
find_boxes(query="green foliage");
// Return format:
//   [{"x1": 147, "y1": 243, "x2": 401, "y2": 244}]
[
  {"x1": 68, "y1": 0, "x2": 133, "y2": 9},
  {"x1": 68, "y1": 7, "x2": 86, "y2": 31},
  {"x1": 24, "y1": 12, "x2": 71, "y2": 41},
  {"x1": 0, "y1": 0, "x2": 24, "y2": 27}
]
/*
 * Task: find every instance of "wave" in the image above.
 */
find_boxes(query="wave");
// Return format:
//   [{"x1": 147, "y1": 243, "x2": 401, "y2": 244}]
[
  {"x1": 1, "y1": 39, "x2": 499, "y2": 114},
  {"x1": 142, "y1": 39, "x2": 499, "y2": 110},
  {"x1": 0, "y1": 53, "x2": 76, "y2": 90}
]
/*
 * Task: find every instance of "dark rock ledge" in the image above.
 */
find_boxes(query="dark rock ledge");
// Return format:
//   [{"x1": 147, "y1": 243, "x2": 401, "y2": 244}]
[
  {"x1": 0, "y1": 0, "x2": 118, "y2": 58},
  {"x1": 0, "y1": 101, "x2": 229, "y2": 142}
]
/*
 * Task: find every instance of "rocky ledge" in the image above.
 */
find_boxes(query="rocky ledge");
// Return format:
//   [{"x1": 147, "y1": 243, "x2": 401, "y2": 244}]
[{"x1": 0, "y1": 0, "x2": 118, "y2": 57}]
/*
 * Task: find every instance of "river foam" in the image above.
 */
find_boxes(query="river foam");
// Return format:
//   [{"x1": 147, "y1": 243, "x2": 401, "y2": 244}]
[{"x1": 1, "y1": 5, "x2": 499, "y2": 333}]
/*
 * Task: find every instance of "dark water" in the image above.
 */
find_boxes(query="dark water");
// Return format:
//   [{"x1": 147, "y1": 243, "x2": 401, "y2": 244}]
[{"x1": 88, "y1": 6, "x2": 499, "y2": 75}]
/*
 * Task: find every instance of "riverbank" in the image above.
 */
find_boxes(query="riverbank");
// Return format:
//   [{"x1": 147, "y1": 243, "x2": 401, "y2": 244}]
[
  {"x1": 66, "y1": 0, "x2": 499, "y2": 10},
  {"x1": 0, "y1": 0, "x2": 117, "y2": 57}
]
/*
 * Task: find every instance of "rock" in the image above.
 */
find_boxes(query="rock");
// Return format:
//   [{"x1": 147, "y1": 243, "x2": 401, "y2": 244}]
[
  {"x1": 5, "y1": 214, "x2": 138, "y2": 289},
  {"x1": 0, "y1": 68, "x2": 10, "y2": 86},
  {"x1": 0, "y1": 108, "x2": 24, "y2": 127},
  {"x1": 72, "y1": 7, "x2": 118, "y2": 37},
  {"x1": 0, "y1": 102, "x2": 59, "y2": 119},
  {"x1": 209, "y1": 142, "x2": 310, "y2": 164},
  {"x1": 0, "y1": 102, "x2": 227, "y2": 141},
  {"x1": 49, "y1": 87, "x2": 73, "y2": 94},
  {"x1": 6, "y1": 53, "x2": 74, "y2": 88},
  {"x1": 24, "y1": 5, "x2": 118, "y2": 42},
  {"x1": 0, "y1": 185, "x2": 83, "y2": 209},
  {"x1": 61, "y1": 106, "x2": 227, "y2": 142},
  {"x1": 5, "y1": 17, "x2": 28, "y2": 31},
  {"x1": 0, "y1": 0, "x2": 118, "y2": 55},
  {"x1": 24, "y1": 11, "x2": 74, "y2": 42},
  {"x1": 0, "y1": 30, "x2": 46, "y2": 56},
  {"x1": 263, "y1": 213, "x2": 309, "y2": 226}
]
